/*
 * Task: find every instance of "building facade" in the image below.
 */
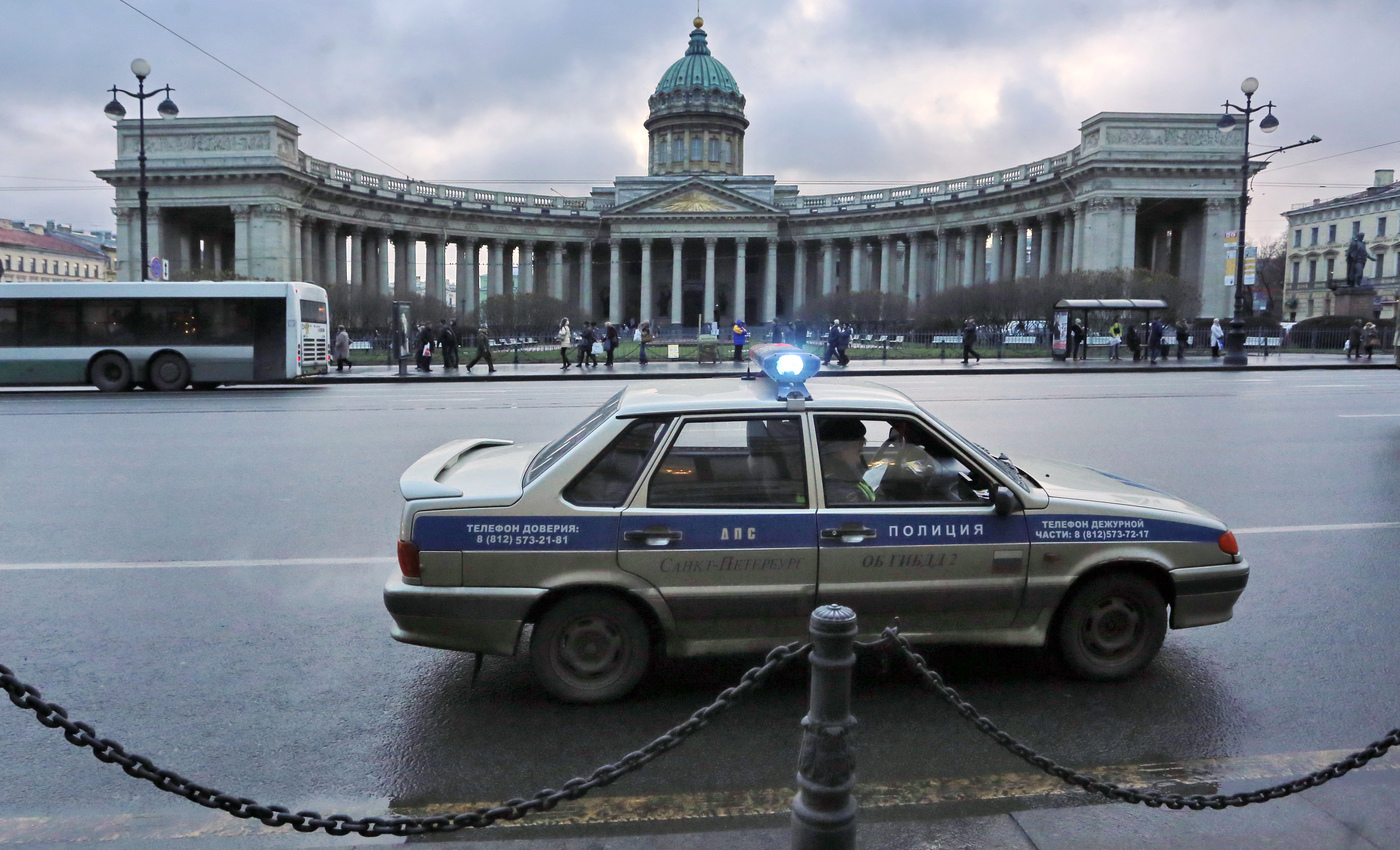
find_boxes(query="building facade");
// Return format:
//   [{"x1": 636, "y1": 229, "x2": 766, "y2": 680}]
[
  {"x1": 1, "y1": 219, "x2": 116, "y2": 282},
  {"x1": 96, "y1": 18, "x2": 1254, "y2": 325},
  {"x1": 1281, "y1": 170, "x2": 1399, "y2": 321}
]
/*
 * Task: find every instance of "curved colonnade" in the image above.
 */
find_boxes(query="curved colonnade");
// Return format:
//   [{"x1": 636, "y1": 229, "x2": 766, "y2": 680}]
[{"x1": 97, "y1": 111, "x2": 1254, "y2": 325}]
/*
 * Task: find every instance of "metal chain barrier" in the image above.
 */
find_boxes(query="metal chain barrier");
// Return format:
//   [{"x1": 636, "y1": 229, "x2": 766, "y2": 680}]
[
  {"x1": 883, "y1": 626, "x2": 1400, "y2": 810},
  {"x1": 0, "y1": 641, "x2": 809, "y2": 837}
]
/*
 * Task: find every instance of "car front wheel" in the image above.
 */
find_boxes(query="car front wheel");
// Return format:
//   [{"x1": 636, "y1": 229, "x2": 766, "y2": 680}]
[
  {"x1": 1056, "y1": 572, "x2": 1167, "y2": 681},
  {"x1": 530, "y1": 592, "x2": 650, "y2": 703}
]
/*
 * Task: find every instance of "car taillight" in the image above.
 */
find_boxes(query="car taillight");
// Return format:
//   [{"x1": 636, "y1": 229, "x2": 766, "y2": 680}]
[
  {"x1": 398, "y1": 540, "x2": 421, "y2": 578},
  {"x1": 1218, "y1": 530, "x2": 1239, "y2": 556}
]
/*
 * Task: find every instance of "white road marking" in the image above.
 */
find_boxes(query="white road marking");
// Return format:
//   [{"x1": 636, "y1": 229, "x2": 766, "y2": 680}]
[
  {"x1": 1234, "y1": 521, "x2": 1400, "y2": 535},
  {"x1": 0, "y1": 556, "x2": 395, "y2": 572},
  {"x1": 1337, "y1": 413, "x2": 1400, "y2": 418}
]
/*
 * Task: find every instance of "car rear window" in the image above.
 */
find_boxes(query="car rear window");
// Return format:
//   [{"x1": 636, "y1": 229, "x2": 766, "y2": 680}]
[{"x1": 524, "y1": 391, "x2": 623, "y2": 486}]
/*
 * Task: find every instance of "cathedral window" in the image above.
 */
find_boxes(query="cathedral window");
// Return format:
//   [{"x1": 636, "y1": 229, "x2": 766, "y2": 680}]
[
  {"x1": 691, "y1": 137, "x2": 703, "y2": 162},
  {"x1": 709, "y1": 138, "x2": 720, "y2": 162},
  {"x1": 672, "y1": 139, "x2": 684, "y2": 163},
  {"x1": 722, "y1": 140, "x2": 732, "y2": 164}
]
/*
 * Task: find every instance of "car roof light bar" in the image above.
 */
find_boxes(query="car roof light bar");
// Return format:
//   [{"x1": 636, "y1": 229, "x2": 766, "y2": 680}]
[{"x1": 749, "y1": 343, "x2": 821, "y2": 401}]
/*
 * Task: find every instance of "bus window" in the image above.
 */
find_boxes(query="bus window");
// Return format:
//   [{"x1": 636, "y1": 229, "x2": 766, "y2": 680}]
[
  {"x1": 80, "y1": 299, "x2": 139, "y2": 345},
  {"x1": 19, "y1": 300, "x2": 80, "y2": 347},
  {"x1": 0, "y1": 302, "x2": 16, "y2": 347},
  {"x1": 299, "y1": 299, "x2": 327, "y2": 324}
]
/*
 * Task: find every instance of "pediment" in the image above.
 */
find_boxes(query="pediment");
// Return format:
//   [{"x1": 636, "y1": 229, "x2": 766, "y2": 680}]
[{"x1": 608, "y1": 179, "x2": 783, "y2": 218}]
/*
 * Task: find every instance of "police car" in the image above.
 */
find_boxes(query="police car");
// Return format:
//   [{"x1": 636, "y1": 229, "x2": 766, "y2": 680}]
[{"x1": 385, "y1": 345, "x2": 1247, "y2": 703}]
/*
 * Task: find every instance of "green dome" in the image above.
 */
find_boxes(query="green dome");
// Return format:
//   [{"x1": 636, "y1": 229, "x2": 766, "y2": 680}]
[{"x1": 654, "y1": 25, "x2": 741, "y2": 96}]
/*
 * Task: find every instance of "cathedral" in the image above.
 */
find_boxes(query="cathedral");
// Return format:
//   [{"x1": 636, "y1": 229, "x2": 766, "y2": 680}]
[{"x1": 98, "y1": 16, "x2": 1252, "y2": 324}]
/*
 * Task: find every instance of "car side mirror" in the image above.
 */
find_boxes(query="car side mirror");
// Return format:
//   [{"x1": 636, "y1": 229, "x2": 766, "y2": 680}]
[{"x1": 992, "y1": 484, "x2": 1019, "y2": 518}]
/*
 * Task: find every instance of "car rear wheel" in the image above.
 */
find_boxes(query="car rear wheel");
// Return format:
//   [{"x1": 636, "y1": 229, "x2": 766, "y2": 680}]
[
  {"x1": 530, "y1": 592, "x2": 650, "y2": 703},
  {"x1": 1056, "y1": 572, "x2": 1167, "y2": 681},
  {"x1": 89, "y1": 353, "x2": 133, "y2": 392},
  {"x1": 149, "y1": 353, "x2": 190, "y2": 391}
]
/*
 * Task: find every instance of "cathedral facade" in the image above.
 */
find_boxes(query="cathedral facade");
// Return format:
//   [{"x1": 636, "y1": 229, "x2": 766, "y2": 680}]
[{"x1": 97, "y1": 18, "x2": 1252, "y2": 324}]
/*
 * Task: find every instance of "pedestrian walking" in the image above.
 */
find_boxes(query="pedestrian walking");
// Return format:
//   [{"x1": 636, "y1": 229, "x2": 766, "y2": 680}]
[
  {"x1": 579, "y1": 322, "x2": 599, "y2": 367},
  {"x1": 1364, "y1": 321, "x2": 1379, "y2": 358},
  {"x1": 731, "y1": 320, "x2": 748, "y2": 363},
  {"x1": 822, "y1": 320, "x2": 839, "y2": 364},
  {"x1": 961, "y1": 317, "x2": 981, "y2": 364},
  {"x1": 1175, "y1": 318, "x2": 1189, "y2": 361},
  {"x1": 1348, "y1": 320, "x2": 1363, "y2": 360},
  {"x1": 1126, "y1": 323, "x2": 1142, "y2": 361},
  {"x1": 333, "y1": 325, "x2": 352, "y2": 372},
  {"x1": 1108, "y1": 320, "x2": 1123, "y2": 361},
  {"x1": 604, "y1": 321, "x2": 620, "y2": 367},
  {"x1": 795, "y1": 320, "x2": 809, "y2": 349},
  {"x1": 836, "y1": 321, "x2": 851, "y2": 366},
  {"x1": 465, "y1": 323, "x2": 496, "y2": 373},
  {"x1": 557, "y1": 318, "x2": 573, "y2": 369},
  {"x1": 414, "y1": 323, "x2": 434, "y2": 372},
  {"x1": 1209, "y1": 318, "x2": 1224, "y2": 357},
  {"x1": 638, "y1": 320, "x2": 654, "y2": 365},
  {"x1": 1148, "y1": 318, "x2": 1164, "y2": 364},
  {"x1": 439, "y1": 319, "x2": 459, "y2": 370}
]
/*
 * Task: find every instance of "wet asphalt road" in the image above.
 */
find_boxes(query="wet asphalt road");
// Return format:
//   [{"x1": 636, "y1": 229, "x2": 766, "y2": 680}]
[{"x1": 1, "y1": 370, "x2": 1397, "y2": 846}]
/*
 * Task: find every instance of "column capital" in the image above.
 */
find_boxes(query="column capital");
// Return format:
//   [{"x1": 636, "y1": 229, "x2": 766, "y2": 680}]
[
  {"x1": 879, "y1": 234, "x2": 892, "y2": 244},
  {"x1": 766, "y1": 235, "x2": 778, "y2": 246},
  {"x1": 608, "y1": 237, "x2": 622, "y2": 248},
  {"x1": 1121, "y1": 196, "x2": 1141, "y2": 210},
  {"x1": 521, "y1": 238, "x2": 537, "y2": 248},
  {"x1": 820, "y1": 237, "x2": 834, "y2": 248},
  {"x1": 1205, "y1": 197, "x2": 1232, "y2": 211},
  {"x1": 704, "y1": 236, "x2": 718, "y2": 247},
  {"x1": 349, "y1": 223, "x2": 366, "y2": 234},
  {"x1": 230, "y1": 203, "x2": 251, "y2": 216},
  {"x1": 671, "y1": 236, "x2": 685, "y2": 248},
  {"x1": 1087, "y1": 197, "x2": 1118, "y2": 211}
]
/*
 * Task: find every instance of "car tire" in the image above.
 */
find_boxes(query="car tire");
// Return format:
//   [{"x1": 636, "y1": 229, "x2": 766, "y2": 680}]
[
  {"x1": 149, "y1": 353, "x2": 190, "y2": 392},
  {"x1": 89, "y1": 352, "x2": 133, "y2": 392},
  {"x1": 1055, "y1": 572, "x2": 1167, "y2": 681},
  {"x1": 530, "y1": 592, "x2": 650, "y2": 703}
]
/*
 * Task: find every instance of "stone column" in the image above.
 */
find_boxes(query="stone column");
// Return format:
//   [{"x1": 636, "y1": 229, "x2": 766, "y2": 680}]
[
  {"x1": 670, "y1": 238, "x2": 684, "y2": 325},
  {"x1": 580, "y1": 242, "x2": 594, "y2": 317},
  {"x1": 607, "y1": 238, "x2": 622, "y2": 323},
  {"x1": 1071, "y1": 206, "x2": 1086, "y2": 272},
  {"x1": 988, "y1": 224, "x2": 1003, "y2": 283},
  {"x1": 1035, "y1": 215, "x2": 1052, "y2": 278},
  {"x1": 376, "y1": 231, "x2": 391, "y2": 296},
  {"x1": 489, "y1": 240, "x2": 505, "y2": 298},
  {"x1": 763, "y1": 237, "x2": 778, "y2": 323},
  {"x1": 879, "y1": 235, "x2": 893, "y2": 294},
  {"x1": 850, "y1": 238, "x2": 864, "y2": 293},
  {"x1": 640, "y1": 238, "x2": 654, "y2": 323},
  {"x1": 320, "y1": 223, "x2": 337, "y2": 288},
  {"x1": 1059, "y1": 210, "x2": 1074, "y2": 274},
  {"x1": 907, "y1": 234, "x2": 921, "y2": 308},
  {"x1": 346, "y1": 226, "x2": 364, "y2": 294},
  {"x1": 1013, "y1": 219, "x2": 1028, "y2": 280},
  {"x1": 821, "y1": 239, "x2": 835, "y2": 296},
  {"x1": 456, "y1": 240, "x2": 475, "y2": 316},
  {"x1": 550, "y1": 242, "x2": 565, "y2": 301},
  {"x1": 232, "y1": 204, "x2": 252, "y2": 279},
  {"x1": 962, "y1": 228, "x2": 977, "y2": 288},
  {"x1": 793, "y1": 241, "x2": 808, "y2": 313},
  {"x1": 288, "y1": 214, "x2": 303, "y2": 280},
  {"x1": 435, "y1": 237, "x2": 450, "y2": 301},
  {"x1": 935, "y1": 230, "x2": 950, "y2": 293},
  {"x1": 299, "y1": 217, "x2": 313, "y2": 283},
  {"x1": 1120, "y1": 197, "x2": 1140, "y2": 270},
  {"x1": 1200, "y1": 198, "x2": 1233, "y2": 318},
  {"x1": 703, "y1": 237, "x2": 718, "y2": 327},
  {"x1": 521, "y1": 241, "x2": 536, "y2": 295},
  {"x1": 733, "y1": 238, "x2": 748, "y2": 322}
]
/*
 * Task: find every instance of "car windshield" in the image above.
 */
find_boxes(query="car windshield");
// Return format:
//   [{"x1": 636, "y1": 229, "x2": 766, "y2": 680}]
[
  {"x1": 524, "y1": 390, "x2": 624, "y2": 486},
  {"x1": 919, "y1": 409, "x2": 1032, "y2": 491}
]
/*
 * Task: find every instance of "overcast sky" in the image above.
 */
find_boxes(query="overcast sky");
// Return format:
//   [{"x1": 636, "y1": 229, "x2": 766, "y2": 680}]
[{"x1": 5, "y1": 0, "x2": 1397, "y2": 244}]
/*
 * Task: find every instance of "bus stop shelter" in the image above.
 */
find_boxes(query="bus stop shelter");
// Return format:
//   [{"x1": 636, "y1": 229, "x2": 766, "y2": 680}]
[{"x1": 1052, "y1": 298, "x2": 1168, "y2": 360}]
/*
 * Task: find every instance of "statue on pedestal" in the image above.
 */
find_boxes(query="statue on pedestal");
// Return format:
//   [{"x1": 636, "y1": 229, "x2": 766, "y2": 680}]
[{"x1": 1343, "y1": 232, "x2": 1377, "y2": 288}]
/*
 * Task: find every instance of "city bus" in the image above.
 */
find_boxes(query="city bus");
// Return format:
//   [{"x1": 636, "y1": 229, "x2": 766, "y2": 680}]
[{"x1": 0, "y1": 281, "x2": 330, "y2": 391}]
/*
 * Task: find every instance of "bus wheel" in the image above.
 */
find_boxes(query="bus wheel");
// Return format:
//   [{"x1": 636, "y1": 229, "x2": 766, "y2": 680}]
[
  {"x1": 89, "y1": 353, "x2": 133, "y2": 392},
  {"x1": 149, "y1": 353, "x2": 190, "y2": 392}
]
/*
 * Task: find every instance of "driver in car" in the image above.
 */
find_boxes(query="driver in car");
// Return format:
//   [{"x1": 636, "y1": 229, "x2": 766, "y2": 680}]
[
  {"x1": 817, "y1": 417, "x2": 876, "y2": 503},
  {"x1": 871, "y1": 420, "x2": 964, "y2": 502}
]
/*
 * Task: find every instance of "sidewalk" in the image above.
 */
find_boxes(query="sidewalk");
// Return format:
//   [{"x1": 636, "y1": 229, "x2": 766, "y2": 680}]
[
  {"x1": 362, "y1": 761, "x2": 1400, "y2": 849},
  {"x1": 314, "y1": 351, "x2": 1395, "y2": 385}
]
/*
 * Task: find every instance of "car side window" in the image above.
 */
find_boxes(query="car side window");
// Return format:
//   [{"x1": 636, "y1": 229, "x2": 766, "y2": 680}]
[
  {"x1": 647, "y1": 417, "x2": 808, "y2": 509},
  {"x1": 563, "y1": 417, "x2": 670, "y2": 507},
  {"x1": 815, "y1": 415, "x2": 989, "y2": 506}
]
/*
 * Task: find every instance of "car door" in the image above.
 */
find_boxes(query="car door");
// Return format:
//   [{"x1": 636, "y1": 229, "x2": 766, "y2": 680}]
[
  {"x1": 813, "y1": 414, "x2": 1029, "y2": 635},
  {"x1": 619, "y1": 415, "x2": 818, "y2": 647}
]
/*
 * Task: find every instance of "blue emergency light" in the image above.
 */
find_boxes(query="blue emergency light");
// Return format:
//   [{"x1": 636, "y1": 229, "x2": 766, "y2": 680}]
[{"x1": 749, "y1": 343, "x2": 821, "y2": 400}]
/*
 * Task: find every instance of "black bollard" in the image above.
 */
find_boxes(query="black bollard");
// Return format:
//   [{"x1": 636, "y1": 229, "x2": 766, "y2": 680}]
[{"x1": 791, "y1": 604, "x2": 858, "y2": 850}]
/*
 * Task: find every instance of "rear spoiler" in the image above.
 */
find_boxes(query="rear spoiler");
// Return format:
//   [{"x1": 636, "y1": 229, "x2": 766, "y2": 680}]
[{"x1": 399, "y1": 438, "x2": 513, "y2": 500}]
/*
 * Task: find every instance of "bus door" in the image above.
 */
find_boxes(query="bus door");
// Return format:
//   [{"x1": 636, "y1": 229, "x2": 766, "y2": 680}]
[{"x1": 251, "y1": 298, "x2": 287, "y2": 381}]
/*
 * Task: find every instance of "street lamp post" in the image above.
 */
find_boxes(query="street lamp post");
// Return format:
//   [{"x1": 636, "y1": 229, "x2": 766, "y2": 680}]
[
  {"x1": 1215, "y1": 77, "x2": 1277, "y2": 366},
  {"x1": 104, "y1": 58, "x2": 179, "y2": 281}
]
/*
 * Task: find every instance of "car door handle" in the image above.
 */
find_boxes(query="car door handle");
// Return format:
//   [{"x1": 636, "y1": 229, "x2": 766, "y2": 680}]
[
  {"x1": 821, "y1": 524, "x2": 877, "y2": 544},
  {"x1": 623, "y1": 527, "x2": 684, "y2": 547}
]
